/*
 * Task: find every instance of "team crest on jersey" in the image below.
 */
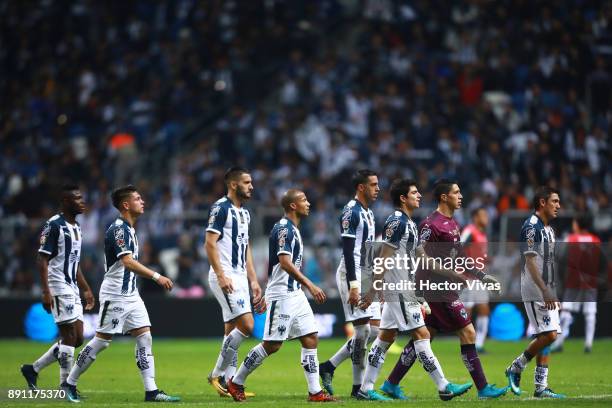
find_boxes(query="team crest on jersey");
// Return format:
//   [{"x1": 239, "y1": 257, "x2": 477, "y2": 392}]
[
  {"x1": 114, "y1": 228, "x2": 126, "y2": 250},
  {"x1": 385, "y1": 220, "x2": 400, "y2": 238},
  {"x1": 208, "y1": 205, "x2": 221, "y2": 227},
  {"x1": 237, "y1": 299, "x2": 245, "y2": 308},
  {"x1": 460, "y1": 308, "x2": 468, "y2": 320},
  {"x1": 40, "y1": 223, "x2": 50, "y2": 245},
  {"x1": 278, "y1": 325, "x2": 286, "y2": 335},
  {"x1": 278, "y1": 227, "x2": 288, "y2": 248},
  {"x1": 526, "y1": 227, "x2": 535, "y2": 249},
  {"x1": 543, "y1": 315, "x2": 551, "y2": 325},
  {"x1": 66, "y1": 304, "x2": 74, "y2": 314},
  {"x1": 420, "y1": 227, "x2": 431, "y2": 241},
  {"x1": 341, "y1": 209, "x2": 352, "y2": 231}
]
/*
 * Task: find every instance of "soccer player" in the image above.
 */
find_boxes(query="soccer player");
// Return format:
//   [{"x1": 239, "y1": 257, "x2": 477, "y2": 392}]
[
  {"x1": 505, "y1": 186, "x2": 565, "y2": 398},
  {"x1": 356, "y1": 179, "x2": 473, "y2": 401},
  {"x1": 460, "y1": 207, "x2": 491, "y2": 353},
  {"x1": 62, "y1": 185, "x2": 180, "y2": 403},
  {"x1": 319, "y1": 169, "x2": 380, "y2": 397},
  {"x1": 227, "y1": 189, "x2": 335, "y2": 402},
  {"x1": 21, "y1": 184, "x2": 95, "y2": 390},
  {"x1": 383, "y1": 179, "x2": 507, "y2": 399},
  {"x1": 551, "y1": 215, "x2": 602, "y2": 353},
  {"x1": 206, "y1": 167, "x2": 265, "y2": 398}
]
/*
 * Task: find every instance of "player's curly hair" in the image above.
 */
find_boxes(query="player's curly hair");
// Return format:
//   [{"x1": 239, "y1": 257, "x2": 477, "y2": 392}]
[{"x1": 111, "y1": 185, "x2": 138, "y2": 210}]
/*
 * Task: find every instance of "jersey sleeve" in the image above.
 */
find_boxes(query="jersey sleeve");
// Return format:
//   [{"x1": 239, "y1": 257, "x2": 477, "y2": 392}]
[
  {"x1": 206, "y1": 202, "x2": 229, "y2": 235},
  {"x1": 276, "y1": 226, "x2": 295, "y2": 256},
  {"x1": 340, "y1": 207, "x2": 359, "y2": 238},
  {"x1": 383, "y1": 217, "x2": 404, "y2": 249},
  {"x1": 418, "y1": 222, "x2": 436, "y2": 251},
  {"x1": 38, "y1": 221, "x2": 59, "y2": 257},
  {"x1": 520, "y1": 224, "x2": 540, "y2": 256},
  {"x1": 111, "y1": 225, "x2": 132, "y2": 258}
]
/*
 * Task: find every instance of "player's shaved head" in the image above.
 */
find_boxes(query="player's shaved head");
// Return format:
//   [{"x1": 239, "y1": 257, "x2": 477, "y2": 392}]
[
  {"x1": 111, "y1": 184, "x2": 138, "y2": 210},
  {"x1": 224, "y1": 166, "x2": 249, "y2": 186},
  {"x1": 281, "y1": 189, "x2": 303, "y2": 211}
]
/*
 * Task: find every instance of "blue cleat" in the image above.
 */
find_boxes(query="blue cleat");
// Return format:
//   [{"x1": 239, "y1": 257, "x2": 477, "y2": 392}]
[
  {"x1": 380, "y1": 380, "x2": 409, "y2": 400},
  {"x1": 439, "y1": 382, "x2": 473, "y2": 401},
  {"x1": 505, "y1": 367, "x2": 522, "y2": 395},
  {"x1": 534, "y1": 388, "x2": 566, "y2": 399},
  {"x1": 145, "y1": 389, "x2": 181, "y2": 402},
  {"x1": 356, "y1": 389, "x2": 393, "y2": 401},
  {"x1": 61, "y1": 382, "x2": 80, "y2": 403},
  {"x1": 319, "y1": 363, "x2": 335, "y2": 395},
  {"x1": 478, "y1": 383, "x2": 508, "y2": 399}
]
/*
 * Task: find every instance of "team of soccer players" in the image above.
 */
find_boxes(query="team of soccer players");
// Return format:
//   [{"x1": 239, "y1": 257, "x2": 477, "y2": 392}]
[{"x1": 21, "y1": 168, "x2": 570, "y2": 402}]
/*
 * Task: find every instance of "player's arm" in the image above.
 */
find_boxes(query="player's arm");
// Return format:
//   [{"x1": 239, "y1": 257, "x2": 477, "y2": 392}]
[
  {"x1": 245, "y1": 244, "x2": 265, "y2": 312},
  {"x1": 37, "y1": 254, "x2": 53, "y2": 313},
  {"x1": 525, "y1": 254, "x2": 556, "y2": 309},
  {"x1": 120, "y1": 254, "x2": 173, "y2": 291},
  {"x1": 205, "y1": 231, "x2": 233, "y2": 293},
  {"x1": 76, "y1": 266, "x2": 95, "y2": 310},
  {"x1": 341, "y1": 207, "x2": 360, "y2": 306},
  {"x1": 278, "y1": 254, "x2": 326, "y2": 304}
]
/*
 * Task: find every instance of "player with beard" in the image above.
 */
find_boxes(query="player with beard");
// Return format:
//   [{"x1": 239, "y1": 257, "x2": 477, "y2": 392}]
[{"x1": 207, "y1": 167, "x2": 265, "y2": 398}]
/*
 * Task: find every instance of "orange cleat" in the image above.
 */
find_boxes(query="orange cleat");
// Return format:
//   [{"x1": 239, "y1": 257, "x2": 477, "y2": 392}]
[
  {"x1": 308, "y1": 390, "x2": 337, "y2": 402},
  {"x1": 227, "y1": 377, "x2": 247, "y2": 402}
]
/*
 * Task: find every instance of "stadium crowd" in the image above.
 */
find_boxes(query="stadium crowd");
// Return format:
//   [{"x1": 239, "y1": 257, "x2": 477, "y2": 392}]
[{"x1": 1, "y1": 0, "x2": 611, "y2": 295}]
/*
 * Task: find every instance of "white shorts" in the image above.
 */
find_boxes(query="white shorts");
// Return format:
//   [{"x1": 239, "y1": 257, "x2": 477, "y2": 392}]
[
  {"x1": 209, "y1": 272, "x2": 252, "y2": 322},
  {"x1": 264, "y1": 292, "x2": 318, "y2": 341},
  {"x1": 97, "y1": 298, "x2": 151, "y2": 335},
  {"x1": 524, "y1": 301, "x2": 561, "y2": 335},
  {"x1": 379, "y1": 298, "x2": 424, "y2": 332},
  {"x1": 336, "y1": 268, "x2": 381, "y2": 322},
  {"x1": 562, "y1": 288, "x2": 597, "y2": 314},
  {"x1": 51, "y1": 293, "x2": 83, "y2": 325},
  {"x1": 460, "y1": 286, "x2": 490, "y2": 309}
]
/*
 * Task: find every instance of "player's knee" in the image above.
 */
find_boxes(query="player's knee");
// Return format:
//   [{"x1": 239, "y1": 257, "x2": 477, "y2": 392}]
[
  {"x1": 411, "y1": 327, "x2": 430, "y2": 341},
  {"x1": 541, "y1": 331, "x2": 557, "y2": 344},
  {"x1": 458, "y1": 324, "x2": 476, "y2": 344},
  {"x1": 75, "y1": 333, "x2": 84, "y2": 348},
  {"x1": 263, "y1": 341, "x2": 282, "y2": 355}
]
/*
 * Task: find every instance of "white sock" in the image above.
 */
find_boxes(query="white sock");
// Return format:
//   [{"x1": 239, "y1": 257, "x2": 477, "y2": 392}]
[
  {"x1": 212, "y1": 329, "x2": 248, "y2": 377},
  {"x1": 33, "y1": 342, "x2": 60, "y2": 373},
  {"x1": 301, "y1": 348, "x2": 322, "y2": 394},
  {"x1": 135, "y1": 332, "x2": 157, "y2": 392},
  {"x1": 361, "y1": 338, "x2": 390, "y2": 392},
  {"x1": 58, "y1": 344, "x2": 75, "y2": 385},
  {"x1": 559, "y1": 310, "x2": 573, "y2": 343},
  {"x1": 225, "y1": 352, "x2": 238, "y2": 384},
  {"x1": 233, "y1": 344, "x2": 268, "y2": 386},
  {"x1": 584, "y1": 312, "x2": 596, "y2": 348},
  {"x1": 67, "y1": 337, "x2": 111, "y2": 386},
  {"x1": 368, "y1": 325, "x2": 380, "y2": 345},
  {"x1": 475, "y1": 316, "x2": 489, "y2": 349},
  {"x1": 351, "y1": 324, "x2": 371, "y2": 386},
  {"x1": 534, "y1": 364, "x2": 548, "y2": 391},
  {"x1": 329, "y1": 339, "x2": 352, "y2": 368},
  {"x1": 414, "y1": 339, "x2": 449, "y2": 391},
  {"x1": 510, "y1": 352, "x2": 530, "y2": 373}
]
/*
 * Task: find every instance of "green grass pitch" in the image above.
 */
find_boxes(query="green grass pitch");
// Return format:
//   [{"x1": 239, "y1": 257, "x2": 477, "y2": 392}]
[{"x1": 1, "y1": 338, "x2": 611, "y2": 407}]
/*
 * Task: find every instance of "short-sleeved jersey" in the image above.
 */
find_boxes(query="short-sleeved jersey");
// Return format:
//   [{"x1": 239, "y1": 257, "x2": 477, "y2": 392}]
[
  {"x1": 565, "y1": 232, "x2": 602, "y2": 289},
  {"x1": 266, "y1": 217, "x2": 304, "y2": 301},
  {"x1": 206, "y1": 196, "x2": 250, "y2": 277},
  {"x1": 100, "y1": 217, "x2": 140, "y2": 301},
  {"x1": 416, "y1": 210, "x2": 462, "y2": 301},
  {"x1": 520, "y1": 214, "x2": 556, "y2": 301},
  {"x1": 38, "y1": 214, "x2": 82, "y2": 296},
  {"x1": 382, "y1": 210, "x2": 419, "y2": 291},
  {"x1": 339, "y1": 199, "x2": 375, "y2": 279}
]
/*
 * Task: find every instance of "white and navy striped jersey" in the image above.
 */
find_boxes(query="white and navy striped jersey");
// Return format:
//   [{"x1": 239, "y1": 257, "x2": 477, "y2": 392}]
[
  {"x1": 382, "y1": 210, "x2": 419, "y2": 291},
  {"x1": 520, "y1": 213, "x2": 556, "y2": 301},
  {"x1": 38, "y1": 214, "x2": 82, "y2": 296},
  {"x1": 100, "y1": 217, "x2": 140, "y2": 301},
  {"x1": 265, "y1": 217, "x2": 304, "y2": 301},
  {"x1": 338, "y1": 199, "x2": 375, "y2": 280},
  {"x1": 206, "y1": 196, "x2": 251, "y2": 278}
]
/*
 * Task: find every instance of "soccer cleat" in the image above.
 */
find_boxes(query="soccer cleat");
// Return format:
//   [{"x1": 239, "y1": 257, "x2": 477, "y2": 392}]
[
  {"x1": 350, "y1": 384, "x2": 361, "y2": 398},
  {"x1": 505, "y1": 367, "x2": 522, "y2": 395},
  {"x1": 476, "y1": 347, "x2": 487, "y2": 354},
  {"x1": 208, "y1": 373, "x2": 230, "y2": 397},
  {"x1": 478, "y1": 384, "x2": 508, "y2": 399},
  {"x1": 308, "y1": 390, "x2": 337, "y2": 402},
  {"x1": 380, "y1": 380, "x2": 408, "y2": 400},
  {"x1": 584, "y1": 346, "x2": 592, "y2": 354},
  {"x1": 144, "y1": 389, "x2": 181, "y2": 402},
  {"x1": 355, "y1": 389, "x2": 392, "y2": 401},
  {"x1": 438, "y1": 382, "x2": 473, "y2": 401},
  {"x1": 534, "y1": 388, "x2": 566, "y2": 399},
  {"x1": 61, "y1": 382, "x2": 80, "y2": 403},
  {"x1": 227, "y1": 377, "x2": 247, "y2": 402},
  {"x1": 319, "y1": 363, "x2": 335, "y2": 395},
  {"x1": 20, "y1": 364, "x2": 38, "y2": 390}
]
